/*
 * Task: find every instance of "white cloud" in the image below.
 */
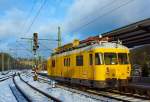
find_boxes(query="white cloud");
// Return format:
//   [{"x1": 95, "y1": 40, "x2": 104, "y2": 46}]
[
  {"x1": 116, "y1": 0, "x2": 150, "y2": 24},
  {"x1": 0, "y1": 0, "x2": 150, "y2": 58},
  {"x1": 0, "y1": 8, "x2": 25, "y2": 39},
  {"x1": 33, "y1": 0, "x2": 150, "y2": 46},
  {"x1": 63, "y1": 0, "x2": 150, "y2": 35},
  {"x1": 63, "y1": 0, "x2": 109, "y2": 33}
]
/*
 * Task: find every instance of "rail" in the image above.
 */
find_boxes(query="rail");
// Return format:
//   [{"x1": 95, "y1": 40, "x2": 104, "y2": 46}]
[
  {"x1": 0, "y1": 74, "x2": 14, "y2": 82},
  {"x1": 18, "y1": 73, "x2": 62, "y2": 102},
  {"x1": 12, "y1": 74, "x2": 31, "y2": 102},
  {"x1": 38, "y1": 73, "x2": 150, "y2": 102}
]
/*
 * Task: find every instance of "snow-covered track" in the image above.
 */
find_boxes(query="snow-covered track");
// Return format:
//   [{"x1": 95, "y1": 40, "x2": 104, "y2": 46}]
[
  {"x1": 26, "y1": 72, "x2": 150, "y2": 101},
  {"x1": 54, "y1": 83, "x2": 149, "y2": 102},
  {"x1": 85, "y1": 89, "x2": 150, "y2": 102},
  {"x1": 37, "y1": 74, "x2": 150, "y2": 102},
  {"x1": 18, "y1": 74, "x2": 62, "y2": 102},
  {"x1": 0, "y1": 73, "x2": 14, "y2": 79},
  {"x1": 12, "y1": 75, "x2": 31, "y2": 102},
  {"x1": 0, "y1": 74, "x2": 14, "y2": 82},
  {"x1": 9, "y1": 84, "x2": 28, "y2": 102},
  {"x1": 0, "y1": 71, "x2": 10, "y2": 75}
]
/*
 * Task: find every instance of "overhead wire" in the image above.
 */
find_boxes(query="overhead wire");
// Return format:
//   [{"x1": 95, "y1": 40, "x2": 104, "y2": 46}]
[
  {"x1": 18, "y1": 0, "x2": 37, "y2": 35},
  {"x1": 75, "y1": 0, "x2": 117, "y2": 24},
  {"x1": 70, "y1": 0, "x2": 135, "y2": 33},
  {"x1": 11, "y1": 41, "x2": 33, "y2": 58},
  {"x1": 22, "y1": 0, "x2": 37, "y2": 33},
  {"x1": 39, "y1": 42, "x2": 53, "y2": 51},
  {"x1": 25, "y1": 0, "x2": 47, "y2": 33}
]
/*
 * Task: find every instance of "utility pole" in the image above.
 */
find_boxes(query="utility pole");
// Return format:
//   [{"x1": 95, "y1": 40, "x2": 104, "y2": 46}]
[
  {"x1": 2, "y1": 52, "x2": 4, "y2": 72},
  {"x1": 58, "y1": 26, "x2": 61, "y2": 47},
  {"x1": 7, "y1": 56, "x2": 10, "y2": 71}
]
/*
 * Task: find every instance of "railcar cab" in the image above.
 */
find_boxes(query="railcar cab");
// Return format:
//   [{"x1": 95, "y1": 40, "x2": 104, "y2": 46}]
[{"x1": 92, "y1": 45, "x2": 130, "y2": 88}]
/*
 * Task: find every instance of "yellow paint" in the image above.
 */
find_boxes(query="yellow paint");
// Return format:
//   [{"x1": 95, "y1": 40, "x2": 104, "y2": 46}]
[{"x1": 47, "y1": 46, "x2": 131, "y2": 81}]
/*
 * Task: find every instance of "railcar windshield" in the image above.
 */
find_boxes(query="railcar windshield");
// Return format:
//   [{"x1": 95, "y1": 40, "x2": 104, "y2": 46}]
[
  {"x1": 104, "y1": 53, "x2": 117, "y2": 65},
  {"x1": 95, "y1": 53, "x2": 103, "y2": 65},
  {"x1": 118, "y1": 53, "x2": 129, "y2": 64}
]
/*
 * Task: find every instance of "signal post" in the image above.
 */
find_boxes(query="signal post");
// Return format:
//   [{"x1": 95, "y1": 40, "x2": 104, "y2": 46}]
[{"x1": 33, "y1": 33, "x2": 39, "y2": 81}]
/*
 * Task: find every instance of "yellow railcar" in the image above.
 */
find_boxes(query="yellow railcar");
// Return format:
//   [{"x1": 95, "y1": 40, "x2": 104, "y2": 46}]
[{"x1": 47, "y1": 38, "x2": 131, "y2": 88}]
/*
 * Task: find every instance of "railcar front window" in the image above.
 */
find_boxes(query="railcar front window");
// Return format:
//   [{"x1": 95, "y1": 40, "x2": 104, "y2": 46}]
[
  {"x1": 118, "y1": 53, "x2": 129, "y2": 64},
  {"x1": 104, "y1": 53, "x2": 117, "y2": 65},
  {"x1": 95, "y1": 53, "x2": 103, "y2": 65}
]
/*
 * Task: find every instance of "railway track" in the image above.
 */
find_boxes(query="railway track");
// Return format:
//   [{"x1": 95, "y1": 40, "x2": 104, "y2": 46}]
[
  {"x1": 13, "y1": 73, "x2": 62, "y2": 102},
  {"x1": 1, "y1": 71, "x2": 10, "y2": 75},
  {"x1": 0, "y1": 74, "x2": 14, "y2": 82},
  {"x1": 56, "y1": 83, "x2": 149, "y2": 102},
  {"x1": 106, "y1": 89, "x2": 150, "y2": 100},
  {"x1": 37, "y1": 73, "x2": 150, "y2": 102},
  {"x1": 22, "y1": 73, "x2": 116, "y2": 102},
  {"x1": 12, "y1": 74, "x2": 31, "y2": 102}
]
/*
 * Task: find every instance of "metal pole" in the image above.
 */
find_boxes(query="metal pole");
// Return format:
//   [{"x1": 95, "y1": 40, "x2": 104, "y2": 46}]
[
  {"x1": 7, "y1": 56, "x2": 10, "y2": 71},
  {"x1": 16, "y1": 43, "x2": 18, "y2": 69},
  {"x1": 2, "y1": 52, "x2": 4, "y2": 72},
  {"x1": 58, "y1": 26, "x2": 61, "y2": 47}
]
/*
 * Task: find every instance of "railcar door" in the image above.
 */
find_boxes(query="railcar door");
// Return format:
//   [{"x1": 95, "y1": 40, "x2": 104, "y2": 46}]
[
  {"x1": 67, "y1": 56, "x2": 71, "y2": 78},
  {"x1": 82, "y1": 52, "x2": 88, "y2": 79},
  {"x1": 63, "y1": 56, "x2": 69, "y2": 78},
  {"x1": 87, "y1": 52, "x2": 94, "y2": 80},
  {"x1": 76, "y1": 54, "x2": 83, "y2": 80},
  {"x1": 51, "y1": 57, "x2": 56, "y2": 76}
]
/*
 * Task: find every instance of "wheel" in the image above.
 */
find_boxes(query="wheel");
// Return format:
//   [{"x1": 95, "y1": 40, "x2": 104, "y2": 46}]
[
  {"x1": 146, "y1": 90, "x2": 150, "y2": 99},
  {"x1": 124, "y1": 87, "x2": 129, "y2": 93}
]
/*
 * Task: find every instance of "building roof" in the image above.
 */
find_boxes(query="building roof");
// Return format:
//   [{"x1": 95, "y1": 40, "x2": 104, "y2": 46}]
[{"x1": 101, "y1": 18, "x2": 150, "y2": 47}]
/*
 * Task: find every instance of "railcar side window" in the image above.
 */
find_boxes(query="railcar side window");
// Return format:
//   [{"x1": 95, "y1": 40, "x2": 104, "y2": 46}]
[
  {"x1": 95, "y1": 53, "x2": 103, "y2": 65},
  {"x1": 52, "y1": 60, "x2": 55, "y2": 67},
  {"x1": 67, "y1": 58, "x2": 69, "y2": 66},
  {"x1": 69, "y1": 58, "x2": 70, "y2": 66},
  {"x1": 64, "y1": 58, "x2": 66, "y2": 66},
  {"x1": 104, "y1": 53, "x2": 117, "y2": 65},
  {"x1": 118, "y1": 53, "x2": 129, "y2": 64},
  {"x1": 64, "y1": 58, "x2": 70, "y2": 66},
  {"x1": 89, "y1": 54, "x2": 93, "y2": 65},
  {"x1": 76, "y1": 55, "x2": 83, "y2": 66}
]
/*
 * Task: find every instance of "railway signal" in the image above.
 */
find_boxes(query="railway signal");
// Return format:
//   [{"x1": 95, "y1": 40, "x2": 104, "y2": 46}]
[{"x1": 33, "y1": 33, "x2": 39, "y2": 52}]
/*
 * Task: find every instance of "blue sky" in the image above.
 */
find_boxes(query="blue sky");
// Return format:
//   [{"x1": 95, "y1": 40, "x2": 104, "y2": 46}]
[{"x1": 0, "y1": 0, "x2": 150, "y2": 58}]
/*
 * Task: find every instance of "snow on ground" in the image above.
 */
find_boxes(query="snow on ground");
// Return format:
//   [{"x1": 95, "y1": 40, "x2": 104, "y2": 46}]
[
  {"x1": 21, "y1": 73, "x2": 117, "y2": 102},
  {"x1": 0, "y1": 70, "x2": 19, "y2": 78},
  {"x1": 0, "y1": 70, "x2": 117, "y2": 102},
  {"x1": 14, "y1": 76, "x2": 52, "y2": 102},
  {"x1": 9, "y1": 83, "x2": 28, "y2": 102},
  {"x1": 0, "y1": 70, "x2": 28, "y2": 102},
  {"x1": 38, "y1": 71, "x2": 47, "y2": 74},
  {"x1": 0, "y1": 79, "x2": 17, "y2": 102}
]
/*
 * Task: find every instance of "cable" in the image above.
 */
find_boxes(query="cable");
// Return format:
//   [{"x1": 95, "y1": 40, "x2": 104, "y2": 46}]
[
  {"x1": 39, "y1": 42, "x2": 53, "y2": 51},
  {"x1": 18, "y1": 0, "x2": 37, "y2": 35},
  {"x1": 26, "y1": 0, "x2": 47, "y2": 33},
  {"x1": 70, "y1": 0, "x2": 135, "y2": 33},
  {"x1": 77, "y1": 0, "x2": 117, "y2": 23},
  {"x1": 16, "y1": 41, "x2": 32, "y2": 53},
  {"x1": 21, "y1": 0, "x2": 37, "y2": 33}
]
